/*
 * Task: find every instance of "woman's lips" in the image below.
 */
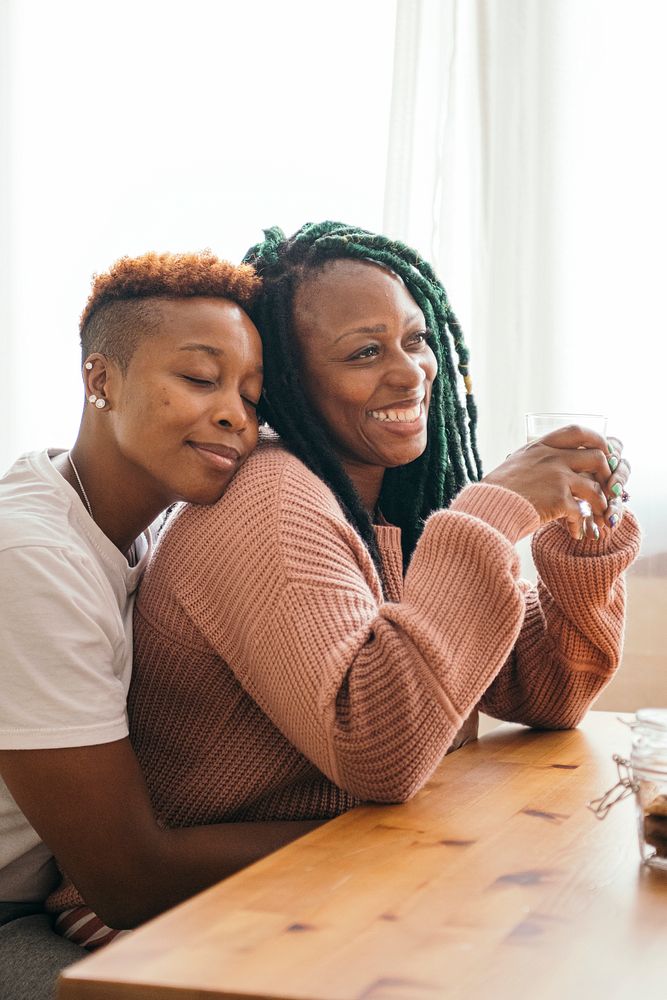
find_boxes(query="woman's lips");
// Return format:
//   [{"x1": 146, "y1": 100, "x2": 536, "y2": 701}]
[{"x1": 188, "y1": 442, "x2": 241, "y2": 472}]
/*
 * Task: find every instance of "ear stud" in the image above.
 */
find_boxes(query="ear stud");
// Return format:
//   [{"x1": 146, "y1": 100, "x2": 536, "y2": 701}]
[{"x1": 85, "y1": 362, "x2": 93, "y2": 370}]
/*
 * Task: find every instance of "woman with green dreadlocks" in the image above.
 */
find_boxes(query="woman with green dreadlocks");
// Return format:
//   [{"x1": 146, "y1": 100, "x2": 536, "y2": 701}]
[
  {"x1": 52, "y1": 222, "x2": 640, "y2": 948},
  {"x1": 123, "y1": 219, "x2": 637, "y2": 809}
]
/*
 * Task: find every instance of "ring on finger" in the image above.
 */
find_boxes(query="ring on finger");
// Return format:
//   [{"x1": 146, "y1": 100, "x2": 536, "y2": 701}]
[
  {"x1": 608, "y1": 497, "x2": 623, "y2": 526},
  {"x1": 576, "y1": 498, "x2": 598, "y2": 541},
  {"x1": 577, "y1": 499, "x2": 593, "y2": 518}
]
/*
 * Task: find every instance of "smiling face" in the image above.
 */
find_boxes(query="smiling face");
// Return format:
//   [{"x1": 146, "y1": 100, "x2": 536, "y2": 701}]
[
  {"x1": 292, "y1": 259, "x2": 437, "y2": 503},
  {"x1": 104, "y1": 297, "x2": 263, "y2": 507}
]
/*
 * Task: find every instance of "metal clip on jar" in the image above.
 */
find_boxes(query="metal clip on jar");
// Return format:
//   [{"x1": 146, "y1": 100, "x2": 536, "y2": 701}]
[{"x1": 588, "y1": 708, "x2": 667, "y2": 871}]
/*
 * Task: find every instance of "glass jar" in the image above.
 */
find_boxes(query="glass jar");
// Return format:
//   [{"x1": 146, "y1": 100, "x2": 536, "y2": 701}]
[
  {"x1": 629, "y1": 708, "x2": 667, "y2": 870},
  {"x1": 588, "y1": 708, "x2": 667, "y2": 871}
]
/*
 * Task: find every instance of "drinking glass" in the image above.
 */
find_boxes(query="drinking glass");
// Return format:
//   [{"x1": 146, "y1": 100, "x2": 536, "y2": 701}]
[
  {"x1": 525, "y1": 412, "x2": 608, "y2": 443},
  {"x1": 525, "y1": 412, "x2": 608, "y2": 537}
]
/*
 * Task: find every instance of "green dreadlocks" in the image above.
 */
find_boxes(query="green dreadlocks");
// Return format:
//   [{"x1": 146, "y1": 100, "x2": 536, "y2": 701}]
[{"x1": 243, "y1": 221, "x2": 482, "y2": 575}]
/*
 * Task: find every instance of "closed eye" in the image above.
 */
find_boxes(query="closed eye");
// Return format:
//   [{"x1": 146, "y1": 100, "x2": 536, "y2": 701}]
[{"x1": 181, "y1": 375, "x2": 215, "y2": 387}]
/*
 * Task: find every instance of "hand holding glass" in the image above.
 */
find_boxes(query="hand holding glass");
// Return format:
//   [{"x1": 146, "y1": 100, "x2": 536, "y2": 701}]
[{"x1": 525, "y1": 412, "x2": 608, "y2": 539}]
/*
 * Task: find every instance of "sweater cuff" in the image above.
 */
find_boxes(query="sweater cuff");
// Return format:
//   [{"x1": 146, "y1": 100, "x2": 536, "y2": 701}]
[
  {"x1": 532, "y1": 506, "x2": 641, "y2": 562},
  {"x1": 449, "y1": 483, "x2": 541, "y2": 544}
]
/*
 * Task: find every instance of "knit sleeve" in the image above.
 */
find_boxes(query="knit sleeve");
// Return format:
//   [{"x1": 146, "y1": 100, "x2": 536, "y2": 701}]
[
  {"x1": 478, "y1": 508, "x2": 641, "y2": 727},
  {"x1": 166, "y1": 452, "x2": 547, "y2": 804}
]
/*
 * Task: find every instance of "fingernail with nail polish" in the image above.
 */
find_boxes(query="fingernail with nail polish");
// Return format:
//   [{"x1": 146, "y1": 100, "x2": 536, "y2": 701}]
[
  {"x1": 607, "y1": 441, "x2": 616, "y2": 455},
  {"x1": 609, "y1": 513, "x2": 620, "y2": 528},
  {"x1": 592, "y1": 523, "x2": 600, "y2": 540},
  {"x1": 608, "y1": 455, "x2": 619, "y2": 471},
  {"x1": 611, "y1": 483, "x2": 622, "y2": 497}
]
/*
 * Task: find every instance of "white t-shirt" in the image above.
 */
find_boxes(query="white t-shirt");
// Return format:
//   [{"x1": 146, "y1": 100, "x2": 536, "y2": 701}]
[{"x1": 0, "y1": 449, "x2": 152, "y2": 901}]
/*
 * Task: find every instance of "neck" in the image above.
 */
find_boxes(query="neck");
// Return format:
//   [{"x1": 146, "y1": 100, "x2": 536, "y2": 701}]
[
  {"x1": 56, "y1": 430, "x2": 167, "y2": 554},
  {"x1": 339, "y1": 458, "x2": 385, "y2": 516}
]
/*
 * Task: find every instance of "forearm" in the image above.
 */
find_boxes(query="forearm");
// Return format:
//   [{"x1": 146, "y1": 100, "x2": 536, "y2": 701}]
[
  {"x1": 327, "y1": 504, "x2": 534, "y2": 800},
  {"x1": 183, "y1": 478, "x2": 537, "y2": 805},
  {"x1": 0, "y1": 738, "x2": 319, "y2": 932},
  {"x1": 98, "y1": 818, "x2": 320, "y2": 929},
  {"x1": 480, "y1": 510, "x2": 641, "y2": 728},
  {"x1": 479, "y1": 590, "x2": 615, "y2": 728},
  {"x1": 221, "y1": 487, "x2": 538, "y2": 804}
]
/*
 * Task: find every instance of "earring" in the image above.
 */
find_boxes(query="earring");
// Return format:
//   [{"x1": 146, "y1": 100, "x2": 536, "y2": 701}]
[
  {"x1": 95, "y1": 398, "x2": 106, "y2": 409},
  {"x1": 88, "y1": 394, "x2": 97, "y2": 404},
  {"x1": 85, "y1": 362, "x2": 93, "y2": 371}
]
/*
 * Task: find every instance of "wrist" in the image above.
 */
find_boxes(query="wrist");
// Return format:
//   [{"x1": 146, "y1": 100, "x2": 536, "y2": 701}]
[{"x1": 450, "y1": 483, "x2": 540, "y2": 544}]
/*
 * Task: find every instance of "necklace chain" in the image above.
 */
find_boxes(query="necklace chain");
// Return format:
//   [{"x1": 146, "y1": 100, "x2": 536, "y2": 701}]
[{"x1": 68, "y1": 452, "x2": 93, "y2": 519}]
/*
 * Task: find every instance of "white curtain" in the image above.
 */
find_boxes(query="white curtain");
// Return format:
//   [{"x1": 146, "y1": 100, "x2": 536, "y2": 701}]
[
  {"x1": 384, "y1": 0, "x2": 666, "y2": 567},
  {"x1": 0, "y1": 1, "x2": 16, "y2": 457},
  {"x1": 0, "y1": 0, "x2": 397, "y2": 474}
]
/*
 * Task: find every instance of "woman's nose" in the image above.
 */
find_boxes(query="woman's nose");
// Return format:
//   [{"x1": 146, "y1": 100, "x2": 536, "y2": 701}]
[
  {"x1": 213, "y1": 392, "x2": 247, "y2": 431},
  {"x1": 385, "y1": 351, "x2": 426, "y2": 390}
]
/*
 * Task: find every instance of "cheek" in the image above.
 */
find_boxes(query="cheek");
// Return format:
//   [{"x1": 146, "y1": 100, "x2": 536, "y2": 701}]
[
  {"x1": 305, "y1": 374, "x2": 349, "y2": 421},
  {"x1": 324, "y1": 391, "x2": 365, "y2": 428},
  {"x1": 119, "y1": 389, "x2": 189, "y2": 446},
  {"x1": 153, "y1": 384, "x2": 203, "y2": 423},
  {"x1": 124, "y1": 382, "x2": 170, "y2": 419},
  {"x1": 136, "y1": 396, "x2": 177, "y2": 431},
  {"x1": 301, "y1": 364, "x2": 369, "y2": 431}
]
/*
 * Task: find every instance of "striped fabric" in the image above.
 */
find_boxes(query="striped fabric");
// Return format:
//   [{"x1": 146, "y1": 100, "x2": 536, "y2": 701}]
[{"x1": 54, "y1": 906, "x2": 128, "y2": 951}]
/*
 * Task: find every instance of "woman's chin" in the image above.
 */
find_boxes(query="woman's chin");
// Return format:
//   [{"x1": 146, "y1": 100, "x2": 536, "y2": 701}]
[
  {"x1": 178, "y1": 475, "x2": 236, "y2": 507},
  {"x1": 381, "y1": 441, "x2": 428, "y2": 469}
]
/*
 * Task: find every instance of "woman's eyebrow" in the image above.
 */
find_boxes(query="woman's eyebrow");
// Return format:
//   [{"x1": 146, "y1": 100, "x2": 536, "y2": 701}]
[
  {"x1": 178, "y1": 343, "x2": 223, "y2": 357},
  {"x1": 178, "y1": 343, "x2": 263, "y2": 375},
  {"x1": 333, "y1": 312, "x2": 425, "y2": 344},
  {"x1": 333, "y1": 324, "x2": 387, "y2": 343}
]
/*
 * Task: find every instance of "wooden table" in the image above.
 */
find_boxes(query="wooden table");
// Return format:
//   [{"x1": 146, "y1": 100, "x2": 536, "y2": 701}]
[{"x1": 58, "y1": 713, "x2": 667, "y2": 1000}]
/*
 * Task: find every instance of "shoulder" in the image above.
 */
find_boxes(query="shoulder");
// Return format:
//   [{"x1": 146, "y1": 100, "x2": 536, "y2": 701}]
[
  {"x1": 0, "y1": 450, "x2": 77, "y2": 555},
  {"x1": 0, "y1": 542, "x2": 106, "y2": 616},
  {"x1": 149, "y1": 437, "x2": 367, "y2": 591},
  {"x1": 0, "y1": 452, "x2": 118, "y2": 595},
  {"x1": 233, "y1": 436, "x2": 345, "y2": 517},
  {"x1": 169, "y1": 437, "x2": 346, "y2": 538}
]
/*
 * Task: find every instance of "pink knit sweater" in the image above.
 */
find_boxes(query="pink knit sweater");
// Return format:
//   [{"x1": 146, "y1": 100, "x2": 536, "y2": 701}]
[{"x1": 124, "y1": 438, "x2": 639, "y2": 826}]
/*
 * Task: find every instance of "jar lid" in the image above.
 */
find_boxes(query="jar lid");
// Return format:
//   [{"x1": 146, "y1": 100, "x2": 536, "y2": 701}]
[{"x1": 635, "y1": 708, "x2": 667, "y2": 731}]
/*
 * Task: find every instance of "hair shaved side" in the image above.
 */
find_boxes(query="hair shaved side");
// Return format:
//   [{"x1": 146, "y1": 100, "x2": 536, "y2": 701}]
[
  {"x1": 80, "y1": 251, "x2": 261, "y2": 372},
  {"x1": 243, "y1": 222, "x2": 482, "y2": 578}
]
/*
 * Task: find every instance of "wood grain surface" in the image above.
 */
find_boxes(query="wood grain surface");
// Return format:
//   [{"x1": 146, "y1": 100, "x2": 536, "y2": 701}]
[{"x1": 58, "y1": 713, "x2": 667, "y2": 1000}]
